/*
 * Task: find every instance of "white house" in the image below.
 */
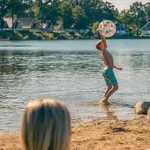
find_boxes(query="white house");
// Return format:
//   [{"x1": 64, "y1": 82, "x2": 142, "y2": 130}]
[
  {"x1": 115, "y1": 22, "x2": 128, "y2": 35},
  {"x1": 3, "y1": 18, "x2": 34, "y2": 30},
  {"x1": 17, "y1": 18, "x2": 34, "y2": 30},
  {"x1": 140, "y1": 21, "x2": 150, "y2": 35},
  {"x1": 53, "y1": 20, "x2": 63, "y2": 31},
  {"x1": 42, "y1": 23, "x2": 53, "y2": 32},
  {"x1": 3, "y1": 18, "x2": 13, "y2": 30}
]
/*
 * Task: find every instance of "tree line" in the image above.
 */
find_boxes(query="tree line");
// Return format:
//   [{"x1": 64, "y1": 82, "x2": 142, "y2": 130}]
[{"x1": 0, "y1": 0, "x2": 150, "y2": 36}]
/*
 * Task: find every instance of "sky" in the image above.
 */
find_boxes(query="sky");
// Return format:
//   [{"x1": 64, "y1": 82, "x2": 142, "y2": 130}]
[{"x1": 106, "y1": 0, "x2": 150, "y2": 11}]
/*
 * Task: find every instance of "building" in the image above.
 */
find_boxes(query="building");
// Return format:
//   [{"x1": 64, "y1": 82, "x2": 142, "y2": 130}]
[
  {"x1": 140, "y1": 21, "x2": 150, "y2": 35},
  {"x1": 16, "y1": 18, "x2": 34, "y2": 30},
  {"x1": 53, "y1": 20, "x2": 63, "y2": 31},
  {"x1": 3, "y1": 18, "x2": 13, "y2": 29},
  {"x1": 1, "y1": 18, "x2": 62, "y2": 32},
  {"x1": 3, "y1": 18, "x2": 33, "y2": 30},
  {"x1": 42, "y1": 23, "x2": 53, "y2": 32},
  {"x1": 115, "y1": 22, "x2": 128, "y2": 35},
  {"x1": 31, "y1": 22, "x2": 41, "y2": 30}
]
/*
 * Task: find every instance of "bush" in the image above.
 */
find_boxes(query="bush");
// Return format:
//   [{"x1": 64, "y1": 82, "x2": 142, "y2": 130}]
[
  {"x1": 43, "y1": 32, "x2": 54, "y2": 39},
  {"x1": 23, "y1": 35, "x2": 29, "y2": 40}
]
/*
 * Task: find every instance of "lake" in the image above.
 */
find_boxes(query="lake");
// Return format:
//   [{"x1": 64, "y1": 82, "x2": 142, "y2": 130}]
[{"x1": 0, "y1": 39, "x2": 150, "y2": 131}]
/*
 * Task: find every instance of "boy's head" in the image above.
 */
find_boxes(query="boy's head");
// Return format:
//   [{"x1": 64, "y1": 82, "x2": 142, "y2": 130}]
[{"x1": 96, "y1": 40, "x2": 104, "y2": 51}]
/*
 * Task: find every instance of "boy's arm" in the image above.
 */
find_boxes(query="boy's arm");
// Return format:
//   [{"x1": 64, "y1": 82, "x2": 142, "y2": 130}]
[
  {"x1": 113, "y1": 65, "x2": 123, "y2": 71},
  {"x1": 96, "y1": 28, "x2": 107, "y2": 50},
  {"x1": 100, "y1": 33, "x2": 107, "y2": 50}
]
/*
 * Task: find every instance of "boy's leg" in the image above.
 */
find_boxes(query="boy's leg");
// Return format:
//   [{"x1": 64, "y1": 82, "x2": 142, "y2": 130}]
[
  {"x1": 104, "y1": 84, "x2": 118, "y2": 100},
  {"x1": 100, "y1": 85, "x2": 112, "y2": 104},
  {"x1": 104, "y1": 85, "x2": 112, "y2": 97},
  {"x1": 102, "y1": 69, "x2": 118, "y2": 103},
  {"x1": 100, "y1": 84, "x2": 118, "y2": 104}
]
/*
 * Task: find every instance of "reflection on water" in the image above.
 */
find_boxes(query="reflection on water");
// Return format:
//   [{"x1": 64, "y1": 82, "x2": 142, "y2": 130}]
[
  {"x1": 98, "y1": 104, "x2": 134, "y2": 121},
  {"x1": 0, "y1": 40, "x2": 150, "y2": 131},
  {"x1": 103, "y1": 105, "x2": 118, "y2": 120}
]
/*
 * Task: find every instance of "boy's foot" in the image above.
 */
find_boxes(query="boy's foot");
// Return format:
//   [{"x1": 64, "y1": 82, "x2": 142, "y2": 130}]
[{"x1": 99, "y1": 98, "x2": 110, "y2": 105}]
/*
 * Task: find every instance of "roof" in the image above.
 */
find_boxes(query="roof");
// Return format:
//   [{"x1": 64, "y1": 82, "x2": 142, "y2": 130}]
[
  {"x1": 16, "y1": 18, "x2": 34, "y2": 29},
  {"x1": 42, "y1": 23, "x2": 52, "y2": 29},
  {"x1": 43, "y1": 23, "x2": 47, "y2": 29},
  {"x1": 115, "y1": 22, "x2": 128, "y2": 32},
  {"x1": 3, "y1": 18, "x2": 13, "y2": 28},
  {"x1": 140, "y1": 21, "x2": 150, "y2": 30}
]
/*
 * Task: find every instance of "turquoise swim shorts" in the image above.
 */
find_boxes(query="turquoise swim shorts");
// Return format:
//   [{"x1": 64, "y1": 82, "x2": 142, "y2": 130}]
[{"x1": 102, "y1": 68, "x2": 118, "y2": 86}]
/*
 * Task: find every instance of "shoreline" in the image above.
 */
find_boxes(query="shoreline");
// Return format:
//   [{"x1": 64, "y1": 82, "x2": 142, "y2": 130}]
[
  {"x1": 0, "y1": 117, "x2": 150, "y2": 150},
  {"x1": 0, "y1": 30, "x2": 150, "y2": 41},
  {"x1": 0, "y1": 37, "x2": 150, "y2": 41},
  {"x1": 0, "y1": 38, "x2": 150, "y2": 42}
]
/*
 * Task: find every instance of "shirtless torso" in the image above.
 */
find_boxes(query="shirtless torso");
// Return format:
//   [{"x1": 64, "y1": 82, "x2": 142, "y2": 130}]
[{"x1": 101, "y1": 50, "x2": 114, "y2": 69}]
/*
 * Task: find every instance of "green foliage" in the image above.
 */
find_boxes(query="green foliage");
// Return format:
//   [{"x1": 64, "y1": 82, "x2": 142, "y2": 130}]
[
  {"x1": 23, "y1": 35, "x2": 29, "y2": 40},
  {"x1": 0, "y1": 0, "x2": 9, "y2": 18},
  {"x1": 60, "y1": 1, "x2": 73, "y2": 28},
  {"x1": 90, "y1": 21, "x2": 99, "y2": 35},
  {"x1": 5, "y1": 0, "x2": 32, "y2": 18},
  {"x1": 72, "y1": 6, "x2": 88, "y2": 29},
  {"x1": 116, "y1": 2, "x2": 150, "y2": 36},
  {"x1": 117, "y1": 10, "x2": 131, "y2": 28},
  {"x1": 144, "y1": 3, "x2": 150, "y2": 20},
  {"x1": 34, "y1": 0, "x2": 60, "y2": 25},
  {"x1": 129, "y1": 2, "x2": 147, "y2": 36},
  {"x1": 1, "y1": 0, "x2": 32, "y2": 31},
  {"x1": 0, "y1": 0, "x2": 150, "y2": 39}
]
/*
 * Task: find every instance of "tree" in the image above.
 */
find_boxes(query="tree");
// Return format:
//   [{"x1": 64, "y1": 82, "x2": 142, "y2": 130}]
[
  {"x1": 75, "y1": 0, "x2": 118, "y2": 27},
  {"x1": 5, "y1": 0, "x2": 32, "y2": 31},
  {"x1": 144, "y1": 2, "x2": 150, "y2": 21},
  {"x1": 0, "y1": 0, "x2": 9, "y2": 18},
  {"x1": 117, "y1": 9, "x2": 131, "y2": 28},
  {"x1": 76, "y1": 0, "x2": 103, "y2": 25},
  {"x1": 60, "y1": 1, "x2": 73, "y2": 29},
  {"x1": 34, "y1": 0, "x2": 60, "y2": 28},
  {"x1": 129, "y1": 2, "x2": 147, "y2": 36},
  {"x1": 90, "y1": 21, "x2": 99, "y2": 35},
  {"x1": 72, "y1": 6, "x2": 88, "y2": 29},
  {"x1": 20, "y1": 0, "x2": 33, "y2": 17},
  {"x1": 101, "y1": 1, "x2": 117, "y2": 21}
]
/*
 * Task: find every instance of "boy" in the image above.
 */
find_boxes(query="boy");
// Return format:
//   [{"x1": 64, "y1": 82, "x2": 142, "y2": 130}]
[{"x1": 96, "y1": 31, "x2": 122, "y2": 105}]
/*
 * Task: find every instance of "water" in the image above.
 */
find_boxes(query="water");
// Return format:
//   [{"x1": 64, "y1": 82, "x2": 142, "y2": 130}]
[{"x1": 0, "y1": 39, "x2": 149, "y2": 131}]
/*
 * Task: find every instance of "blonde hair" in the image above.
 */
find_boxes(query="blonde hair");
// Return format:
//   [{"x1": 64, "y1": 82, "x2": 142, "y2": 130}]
[{"x1": 21, "y1": 99, "x2": 71, "y2": 150}]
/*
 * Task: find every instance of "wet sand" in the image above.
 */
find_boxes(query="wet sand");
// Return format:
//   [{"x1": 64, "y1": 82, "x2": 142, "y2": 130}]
[{"x1": 0, "y1": 116, "x2": 150, "y2": 150}]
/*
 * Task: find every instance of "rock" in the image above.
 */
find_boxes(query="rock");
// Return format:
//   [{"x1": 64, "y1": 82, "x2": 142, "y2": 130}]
[{"x1": 135, "y1": 102, "x2": 150, "y2": 115}]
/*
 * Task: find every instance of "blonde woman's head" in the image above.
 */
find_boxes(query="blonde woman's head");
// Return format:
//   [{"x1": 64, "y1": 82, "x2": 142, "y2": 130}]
[{"x1": 21, "y1": 99, "x2": 71, "y2": 150}]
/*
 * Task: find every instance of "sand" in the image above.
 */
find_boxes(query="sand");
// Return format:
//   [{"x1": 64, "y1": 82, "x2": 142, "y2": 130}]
[{"x1": 0, "y1": 117, "x2": 150, "y2": 150}]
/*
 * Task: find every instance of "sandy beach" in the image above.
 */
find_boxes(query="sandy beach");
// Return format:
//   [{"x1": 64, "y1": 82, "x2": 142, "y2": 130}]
[{"x1": 0, "y1": 116, "x2": 150, "y2": 150}]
